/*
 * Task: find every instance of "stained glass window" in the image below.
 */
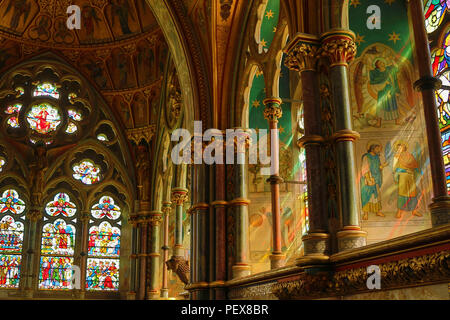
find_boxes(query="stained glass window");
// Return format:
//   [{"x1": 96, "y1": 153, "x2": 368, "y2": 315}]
[
  {"x1": 33, "y1": 83, "x2": 60, "y2": 99},
  {"x1": 87, "y1": 196, "x2": 121, "y2": 291},
  {"x1": 72, "y1": 160, "x2": 101, "y2": 185},
  {"x1": 26, "y1": 103, "x2": 61, "y2": 134},
  {"x1": 66, "y1": 122, "x2": 77, "y2": 134},
  {"x1": 68, "y1": 93, "x2": 77, "y2": 101},
  {"x1": 39, "y1": 193, "x2": 77, "y2": 290},
  {"x1": 97, "y1": 134, "x2": 108, "y2": 142},
  {"x1": 5, "y1": 104, "x2": 22, "y2": 114},
  {"x1": 68, "y1": 109, "x2": 82, "y2": 121},
  {"x1": 15, "y1": 87, "x2": 24, "y2": 97},
  {"x1": 0, "y1": 158, "x2": 5, "y2": 172},
  {"x1": 7, "y1": 117, "x2": 19, "y2": 129},
  {"x1": 0, "y1": 189, "x2": 25, "y2": 289},
  {"x1": 45, "y1": 193, "x2": 77, "y2": 218}
]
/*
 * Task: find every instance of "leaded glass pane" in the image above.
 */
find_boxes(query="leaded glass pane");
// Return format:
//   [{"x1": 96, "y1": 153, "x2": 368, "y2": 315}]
[
  {"x1": 0, "y1": 190, "x2": 26, "y2": 215},
  {"x1": 0, "y1": 255, "x2": 21, "y2": 289},
  {"x1": 45, "y1": 193, "x2": 77, "y2": 218},
  {"x1": 88, "y1": 222, "x2": 120, "y2": 258},
  {"x1": 86, "y1": 258, "x2": 119, "y2": 291},
  {"x1": 41, "y1": 219, "x2": 76, "y2": 256},
  {"x1": 72, "y1": 160, "x2": 101, "y2": 185},
  {"x1": 38, "y1": 256, "x2": 74, "y2": 290},
  {"x1": 33, "y1": 83, "x2": 60, "y2": 99},
  {"x1": 91, "y1": 196, "x2": 121, "y2": 220},
  {"x1": 26, "y1": 103, "x2": 61, "y2": 134}
]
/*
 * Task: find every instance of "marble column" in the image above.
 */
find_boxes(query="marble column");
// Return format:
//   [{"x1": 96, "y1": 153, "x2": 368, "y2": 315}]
[
  {"x1": 228, "y1": 129, "x2": 252, "y2": 278},
  {"x1": 147, "y1": 210, "x2": 162, "y2": 299},
  {"x1": 160, "y1": 201, "x2": 172, "y2": 299},
  {"x1": 409, "y1": 0, "x2": 450, "y2": 226},
  {"x1": 320, "y1": 30, "x2": 367, "y2": 251},
  {"x1": 171, "y1": 188, "x2": 189, "y2": 257},
  {"x1": 284, "y1": 34, "x2": 330, "y2": 264},
  {"x1": 137, "y1": 201, "x2": 150, "y2": 300},
  {"x1": 263, "y1": 98, "x2": 286, "y2": 268}
]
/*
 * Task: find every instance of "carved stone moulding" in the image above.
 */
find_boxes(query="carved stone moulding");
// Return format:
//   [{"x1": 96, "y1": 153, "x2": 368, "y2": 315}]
[{"x1": 126, "y1": 125, "x2": 156, "y2": 145}]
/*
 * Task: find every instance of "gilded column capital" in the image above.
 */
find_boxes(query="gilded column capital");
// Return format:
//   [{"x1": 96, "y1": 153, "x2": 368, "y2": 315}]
[
  {"x1": 171, "y1": 188, "x2": 189, "y2": 205},
  {"x1": 320, "y1": 30, "x2": 357, "y2": 67},
  {"x1": 284, "y1": 34, "x2": 320, "y2": 72},
  {"x1": 162, "y1": 201, "x2": 172, "y2": 216},
  {"x1": 26, "y1": 209, "x2": 42, "y2": 222},
  {"x1": 148, "y1": 211, "x2": 163, "y2": 226},
  {"x1": 263, "y1": 98, "x2": 283, "y2": 122}
]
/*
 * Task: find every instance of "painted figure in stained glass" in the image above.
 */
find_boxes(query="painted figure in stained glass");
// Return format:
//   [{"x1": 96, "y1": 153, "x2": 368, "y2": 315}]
[
  {"x1": 68, "y1": 109, "x2": 82, "y2": 121},
  {"x1": 0, "y1": 216, "x2": 23, "y2": 253},
  {"x1": 91, "y1": 196, "x2": 121, "y2": 220},
  {"x1": 7, "y1": 117, "x2": 19, "y2": 128},
  {"x1": 39, "y1": 256, "x2": 74, "y2": 290},
  {"x1": 0, "y1": 255, "x2": 21, "y2": 288},
  {"x1": 5, "y1": 104, "x2": 22, "y2": 114},
  {"x1": 33, "y1": 83, "x2": 60, "y2": 99},
  {"x1": 436, "y1": 71, "x2": 450, "y2": 131},
  {"x1": 0, "y1": 190, "x2": 25, "y2": 215},
  {"x1": 45, "y1": 193, "x2": 77, "y2": 218},
  {"x1": 41, "y1": 219, "x2": 75, "y2": 256},
  {"x1": 360, "y1": 142, "x2": 389, "y2": 220},
  {"x1": 72, "y1": 160, "x2": 101, "y2": 185},
  {"x1": 88, "y1": 222, "x2": 120, "y2": 257},
  {"x1": 26, "y1": 103, "x2": 61, "y2": 134},
  {"x1": 86, "y1": 258, "x2": 119, "y2": 291},
  {"x1": 66, "y1": 122, "x2": 77, "y2": 134}
]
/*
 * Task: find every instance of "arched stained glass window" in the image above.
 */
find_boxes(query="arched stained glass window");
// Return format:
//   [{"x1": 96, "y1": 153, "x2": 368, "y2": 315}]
[
  {"x1": 33, "y1": 83, "x2": 60, "y2": 99},
  {"x1": 39, "y1": 193, "x2": 77, "y2": 290},
  {"x1": 87, "y1": 196, "x2": 121, "y2": 291},
  {"x1": 426, "y1": 2, "x2": 450, "y2": 192},
  {"x1": 0, "y1": 189, "x2": 26, "y2": 289},
  {"x1": 26, "y1": 103, "x2": 61, "y2": 134}
]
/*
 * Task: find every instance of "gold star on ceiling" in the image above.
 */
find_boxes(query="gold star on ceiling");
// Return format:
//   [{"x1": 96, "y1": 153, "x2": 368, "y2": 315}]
[
  {"x1": 260, "y1": 39, "x2": 268, "y2": 48},
  {"x1": 252, "y1": 100, "x2": 261, "y2": 108},
  {"x1": 385, "y1": 0, "x2": 395, "y2": 5},
  {"x1": 273, "y1": 27, "x2": 277, "y2": 33},
  {"x1": 279, "y1": 125, "x2": 285, "y2": 134},
  {"x1": 266, "y1": 9, "x2": 275, "y2": 19},
  {"x1": 388, "y1": 32, "x2": 400, "y2": 44},
  {"x1": 355, "y1": 33, "x2": 365, "y2": 46},
  {"x1": 350, "y1": 0, "x2": 361, "y2": 8}
]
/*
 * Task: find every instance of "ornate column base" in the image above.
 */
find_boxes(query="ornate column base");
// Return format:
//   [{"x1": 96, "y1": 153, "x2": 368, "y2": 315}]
[
  {"x1": 296, "y1": 232, "x2": 330, "y2": 267},
  {"x1": 430, "y1": 196, "x2": 450, "y2": 227},
  {"x1": 160, "y1": 288, "x2": 169, "y2": 299},
  {"x1": 337, "y1": 227, "x2": 367, "y2": 252},
  {"x1": 231, "y1": 264, "x2": 251, "y2": 279},
  {"x1": 127, "y1": 291, "x2": 137, "y2": 300},
  {"x1": 270, "y1": 252, "x2": 286, "y2": 269},
  {"x1": 23, "y1": 288, "x2": 33, "y2": 299},
  {"x1": 146, "y1": 289, "x2": 160, "y2": 300}
]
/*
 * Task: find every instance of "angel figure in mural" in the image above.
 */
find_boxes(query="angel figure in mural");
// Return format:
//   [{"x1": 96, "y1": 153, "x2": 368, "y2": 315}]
[
  {"x1": 385, "y1": 141, "x2": 424, "y2": 219},
  {"x1": 82, "y1": 5, "x2": 102, "y2": 41},
  {"x1": 111, "y1": 0, "x2": 134, "y2": 35},
  {"x1": 360, "y1": 142, "x2": 389, "y2": 220},
  {"x1": 3, "y1": 0, "x2": 31, "y2": 30},
  {"x1": 352, "y1": 45, "x2": 417, "y2": 129}
]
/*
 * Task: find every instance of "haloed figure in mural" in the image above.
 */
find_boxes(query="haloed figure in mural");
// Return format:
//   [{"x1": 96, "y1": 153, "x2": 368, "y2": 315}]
[
  {"x1": 368, "y1": 58, "x2": 401, "y2": 127},
  {"x1": 360, "y1": 142, "x2": 389, "y2": 220},
  {"x1": 392, "y1": 141, "x2": 422, "y2": 218}
]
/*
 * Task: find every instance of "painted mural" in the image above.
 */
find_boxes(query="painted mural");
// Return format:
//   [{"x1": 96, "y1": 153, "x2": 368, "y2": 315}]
[{"x1": 349, "y1": 0, "x2": 433, "y2": 243}]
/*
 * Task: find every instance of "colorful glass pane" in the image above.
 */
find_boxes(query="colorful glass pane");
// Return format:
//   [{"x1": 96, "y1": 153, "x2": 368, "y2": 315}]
[
  {"x1": 66, "y1": 122, "x2": 77, "y2": 134},
  {"x1": 33, "y1": 83, "x2": 60, "y2": 99},
  {"x1": 88, "y1": 222, "x2": 120, "y2": 258},
  {"x1": 5, "y1": 104, "x2": 22, "y2": 114},
  {"x1": 0, "y1": 216, "x2": 24, "y2": 253},
  {"x1": 91, "y1": 196, "x2": 121, "y2": 220},
  {"x1": 425, "y1": 0, "x2": 449, "y2": 34},
  {"x1": 436, "y1": 71, "x2": 450, "y2": 131},
  {"x1": 68, "y1": 109, "x2": 82, "y2": 121},
  {"x1": 0, "y1": 190, "x2": 26, "y2": 215},
  {"x1": 442, "y1": 130, "x2": 450, "y2": 192},
  {"x1": 0, "y1": 255, "x2": 21, "y2": 288},
  {"x1": 97, "y1": 134, "x2": 108, "y2": 142},
  {"x1": 0, "y1": 158, "x2": 5, "y2": 172},
  {"x1": 72, "y1": 160, "x2": 101, "y2": 185},
  {"x1": 45, "y1": 193, "x2": 77, "y2": 218},
  {"x1": 68, "y1": 93, "x2": 77, "y2": 101},
  {"x1": 38, "y1": 256, "x2": 74, "y2": 290},
  {"x1": 41, "y1": 219, "x2": 76, "y2": 256},
  {"x1": 7, "y1": 117, "x2": 19, "y2": 128},
  {"x1": 26, "y1": 103, "x2": 61, "y2": 134},
  {"x1": 86, "y1": 258, "x2": 119, "y2": 291},
  {"x1": 15, "y1": 87, "x2": 24, "y2": 97}
]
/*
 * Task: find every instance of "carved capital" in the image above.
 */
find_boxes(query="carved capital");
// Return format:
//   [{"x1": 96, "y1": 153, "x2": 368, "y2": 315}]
[
  {"x1": 162, "y1": 201, "x2": 173, "y2": 216},
  {"x1": 263, "y1": 98, "x2": 283, "y2": 122},
  {"x1": 171, "y1": 188, "x2": 189, "y2": 206},
  {"x1": 26, "y1": 209, "x2": 42, "y2": 222},
  {"x1": 284, "y1": 42, "x2": 320, "y2": 72},
  {"x1": 320, "y1": 31, "x2": 357, "y2": 67}
]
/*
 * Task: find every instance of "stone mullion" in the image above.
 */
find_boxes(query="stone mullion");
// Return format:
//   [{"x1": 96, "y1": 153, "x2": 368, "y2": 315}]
[
  {"x1": 23, "y1": 209, "x2": 42, "y2": 298},
  {"x1": 160, "y1": 201, "x2": 172, "y2": 299},
  {"x1": 127, "y1": 214, "x2": 139, "y2": 299},
  {"x1": 409, "y1": 0, "x2": 450, "y2": 226},
  {"x1": 78, "y1": 211, "x2": 89, "y2": 299},
  {"x1": 285, "y1": 35, "x2": 331, "y2": 263},
  {"x1": 137, "y1": 203, "x2": 149, "y2": 300},
  {"x1": 320, "y1": 31, "x2": 367, "y2": 252},
  {"x1": 263, "y1": 99, "x2": 286, "y2": 269}
]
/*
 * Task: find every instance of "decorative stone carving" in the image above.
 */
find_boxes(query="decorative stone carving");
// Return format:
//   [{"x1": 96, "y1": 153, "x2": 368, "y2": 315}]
[
  {"x1": 320, "y1": 34, "x2": 357, "y2": 66},
  {"x1": 28, "y1": 146, "x2": 48, "y2": 208},
  {"x1": 136, "y1": 145, "x2": 151, "y2": 202},
  {"x1": 220, "y1": 0, "x2": 234, "y2": 21},
  {"x1": 126, "y1": 125, "x2": 156, "y2": 145},
  {"x1": 166, "y1": 256, "x2": 190, "y2": 285},
  {"x1": 284, "y1": 43, "x2": 319, "y2": 72}
]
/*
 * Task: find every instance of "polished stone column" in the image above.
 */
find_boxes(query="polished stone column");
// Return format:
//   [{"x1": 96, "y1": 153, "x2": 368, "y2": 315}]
[
  {"x1": 137, "y1": 202, "x2": 150, "y2": 300},
  {"x1": 171, "y1": 188, "x2": 189, "y2": 257},
  {"x1": 409, "y1": 0, "x2": 450, "y2": 226},
  {"x1": 127, "y1": 213, "x2": 139, "y2": 300},
  {"x1": 160, "y1": 201, "x2": 172, "y2": 299},
  {"x1": 228, "y1": 129, "x2": 252, "y2": 278},
  {"x1": 284, "y1": 34, "x2": 330, "y2": 264},
  {"x1": 320, "y1": 30, "x2": 367, "y2": 251},
  {"x1": 263, "y1": 98, "x2": 286, "y2": 268},
  {"x1": 147, "y1": 210, "x2": 162, "y2": 299}
]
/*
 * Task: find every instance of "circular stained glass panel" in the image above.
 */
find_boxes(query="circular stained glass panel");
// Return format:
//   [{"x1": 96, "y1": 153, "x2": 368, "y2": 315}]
[
  {"x1": 26, "y1": 103, "x2": 61, "y2": 134},
  {"x1": 72, "y1": 160, "x2": 101, "y2": 185}
]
